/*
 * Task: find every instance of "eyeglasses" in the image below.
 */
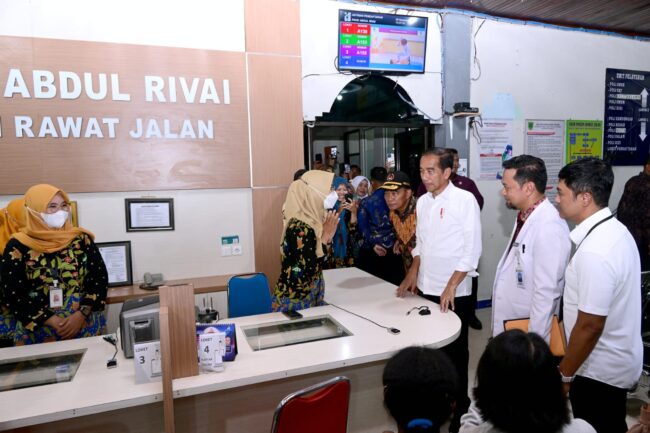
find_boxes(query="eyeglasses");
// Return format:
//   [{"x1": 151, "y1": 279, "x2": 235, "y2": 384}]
[{"x1": 47, "y1": 202, "x2": 71, "y2": 212}]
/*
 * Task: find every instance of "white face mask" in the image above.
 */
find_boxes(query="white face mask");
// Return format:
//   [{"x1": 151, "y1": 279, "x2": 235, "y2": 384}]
[
  {"x1": 323, "y1": 191, "x2": 339, "y2": 210},
  {"x1": 40, "y1": 210, "x2": 69, "y2": 228}
]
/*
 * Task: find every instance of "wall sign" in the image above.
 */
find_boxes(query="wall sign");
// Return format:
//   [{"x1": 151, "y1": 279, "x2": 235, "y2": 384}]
[
  {"x1": 566, "y1": 120, "x2": 603, "y2": 162},
  {"x1": 0, "y1": 36, "x2": 249, "y2": 194},
  {"x1": 604, "y1": 68, "x2": 650, "y2": 165}
]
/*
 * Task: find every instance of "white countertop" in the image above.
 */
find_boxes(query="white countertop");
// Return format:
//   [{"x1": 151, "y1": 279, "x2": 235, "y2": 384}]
[{"x1": 0, "y1": 267, "x2": 460, "y2": 430}]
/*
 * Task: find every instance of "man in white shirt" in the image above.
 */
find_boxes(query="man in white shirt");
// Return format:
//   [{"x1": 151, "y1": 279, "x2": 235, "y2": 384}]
[
  {"x1": 556, "y1": 157, "x2": 642, "y2": 433},
  {"x1": 397, "y1": 148, "x2": 482, "y2": 433},
  {"x1": 492, "y1": 155, "x2": 570, "y2": 341}
]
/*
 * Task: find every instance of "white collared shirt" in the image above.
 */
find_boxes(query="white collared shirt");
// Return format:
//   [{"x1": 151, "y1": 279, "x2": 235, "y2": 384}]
[
  {"x1": 563, "y1": 207, "x2": 642, "y2": 388},
  {"x1": 413, "y1": 182, "x2": 482, "y2": 297}
]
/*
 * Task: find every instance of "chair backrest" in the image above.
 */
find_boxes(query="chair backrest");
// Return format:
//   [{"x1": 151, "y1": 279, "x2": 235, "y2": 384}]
[
  {"x1": 270, "y1": 376, "x2": 351, "y2": 433},
  {"x1": 227, "y1": 273, "x2": 272, "y2": 318}
]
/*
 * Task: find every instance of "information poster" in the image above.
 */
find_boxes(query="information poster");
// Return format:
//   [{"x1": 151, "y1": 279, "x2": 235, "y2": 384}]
[
  {"x1": 524, "y1": 120, "x2": 565, "y2": 201},
  {"x1": 478, "y1": 119, "x2": 513, "y2": 180},
  {"x1": 566, "y1": 120, "x2": 603, "y2": 162},
  {"x1": 604, "y1": 68, "x2": 650, "y2": 165}
]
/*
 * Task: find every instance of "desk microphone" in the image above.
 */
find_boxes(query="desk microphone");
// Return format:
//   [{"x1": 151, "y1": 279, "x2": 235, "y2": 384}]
[{"x1": 328, "y1": 303, "x2": 401, "y2": 335}]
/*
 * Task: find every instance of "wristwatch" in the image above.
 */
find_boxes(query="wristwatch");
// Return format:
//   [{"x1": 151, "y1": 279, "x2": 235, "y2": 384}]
[
  {"x1": 79, "y1": 305, "x2": 92, "y2": 318},
  {"x1": 558, "y1": 366, "x2": 575, "y2": 383}
]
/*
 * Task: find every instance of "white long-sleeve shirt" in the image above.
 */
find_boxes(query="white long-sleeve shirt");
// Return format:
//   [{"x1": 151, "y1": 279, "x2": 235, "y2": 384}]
[{"x1": 412, "y1": 182, "x2": 482, "y2": 297}]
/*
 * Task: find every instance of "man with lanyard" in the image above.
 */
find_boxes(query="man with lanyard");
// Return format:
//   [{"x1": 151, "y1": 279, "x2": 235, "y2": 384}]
[
  {"x1": 397, "y1": 148, "x2": 482, "y2": 433},
  {"x1": 491, "y1": 155, "x2": 570, "y2": 342},
  {"x1": 381, "y1": 171, "x2": 417, "y2": 274},
  {"x1": 556, "y1": 158, "x2": 642, "y2": 433},
  {"x1": 357, "y1": 167, "x2": 404, "y2": 285}
]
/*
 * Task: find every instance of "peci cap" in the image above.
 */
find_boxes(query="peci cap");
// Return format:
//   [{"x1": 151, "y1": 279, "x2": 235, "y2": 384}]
[{"x1": 381, "y1": 171, "x2": 411, "y2": 190}]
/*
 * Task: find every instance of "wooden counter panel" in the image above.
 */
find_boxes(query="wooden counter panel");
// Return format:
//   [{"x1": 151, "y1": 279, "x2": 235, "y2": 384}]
[{"x1": 106, "y1": 275, "x2": 232, "y2": 304}]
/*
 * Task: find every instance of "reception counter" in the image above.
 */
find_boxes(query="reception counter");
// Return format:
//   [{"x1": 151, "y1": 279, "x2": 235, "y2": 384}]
[{"x1": 0, "y1": 268, "x2": 461, "y2": 433}]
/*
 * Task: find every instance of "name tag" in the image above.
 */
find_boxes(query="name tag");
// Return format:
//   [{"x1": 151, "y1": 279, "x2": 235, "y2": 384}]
[{"x1": 49, "y1": 280, "x2": 63, "y2": 309}]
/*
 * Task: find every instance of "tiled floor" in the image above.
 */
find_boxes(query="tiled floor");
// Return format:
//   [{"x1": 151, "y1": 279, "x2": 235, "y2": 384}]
[{"x1": 449, "y1": 307, "x2": 647, "y2": 431}]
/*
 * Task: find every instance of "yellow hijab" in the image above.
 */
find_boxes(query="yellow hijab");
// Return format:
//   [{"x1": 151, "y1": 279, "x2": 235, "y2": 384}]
[
  {"x1": 13, "y1": 184, "x2": 94, "y2": 253},
  {"x1": 282, "y1": 170, "x2": 334, "y2": 258},
  {"x1": 0, "y1": 198, "x2": 26, "y2": 252}
]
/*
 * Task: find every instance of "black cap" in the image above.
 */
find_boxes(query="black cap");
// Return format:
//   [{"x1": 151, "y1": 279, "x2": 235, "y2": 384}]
[{"x1": 381, "y1": 171, "x2": 411, "y2": 190}]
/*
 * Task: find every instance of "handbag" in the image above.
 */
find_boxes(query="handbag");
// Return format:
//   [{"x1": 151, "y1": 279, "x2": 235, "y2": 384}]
[{"x1": 503, "y1": 315, "x2": 567, "y2": 357}]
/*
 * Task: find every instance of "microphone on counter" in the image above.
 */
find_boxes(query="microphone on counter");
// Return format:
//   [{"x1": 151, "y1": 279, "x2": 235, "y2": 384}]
[{"x1": 327, "y1": 303, "x2": 401, "y2": 335}]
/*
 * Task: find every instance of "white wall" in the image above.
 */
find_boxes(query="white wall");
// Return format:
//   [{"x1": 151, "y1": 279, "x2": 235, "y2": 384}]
[
  {"x1": 0, "y1": 0, "x2": 256, "y2": 283},
  {"x1": 301, "y1": 0, "x2": 443, "y2": 122},
  {"x1": 469, "y1": 18, "x2": 650, "y2": 301}
]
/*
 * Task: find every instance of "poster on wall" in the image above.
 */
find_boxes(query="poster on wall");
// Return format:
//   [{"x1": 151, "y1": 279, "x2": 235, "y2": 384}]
[
  {"x1": 524, "y1": 120, "x2": 565, "y2": 201},
  {"x1": 478, "y1": 119, "x2": 513, "y2": 180},
  {"x1": 604, "y1": 68, "x2": 650, "y2": 165},
  {"x1": 565, "y1": 120, "x2": 603, "y2": 162}
]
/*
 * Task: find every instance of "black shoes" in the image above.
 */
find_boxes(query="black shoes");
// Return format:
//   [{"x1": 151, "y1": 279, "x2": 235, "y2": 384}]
[{"x1": 469, "y1": 315, "x2": 482, "y2": 330}]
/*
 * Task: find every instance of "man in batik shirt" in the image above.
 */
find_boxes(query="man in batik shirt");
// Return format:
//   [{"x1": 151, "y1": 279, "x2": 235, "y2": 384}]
[{"x1": 382, "y1": 171, "x2": 417, "y2": 273}]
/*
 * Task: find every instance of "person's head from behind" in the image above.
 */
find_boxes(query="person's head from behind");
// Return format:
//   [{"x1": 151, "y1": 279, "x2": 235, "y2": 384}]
[
  {"x1": 383, "y1": 346, "x2": 457, "y2": 433},
  {"x1": 350, "y1": 164, "x2": 361, "y2": 179},
  {"x1": 293, "y1": 168, "x2": 307, "y2": 181},
  {"x1": 370, "y1": 166, "x2": 388, "y2": 191},
  {"x1": 555, "y1": 157, "x2": 613, "y2": 224},
  {"x1": 501, "y1": 155, "x2": 547, "y2": 211},
  {"x1": 474, "y1": 330, "x2": 569, "y2": 433}
]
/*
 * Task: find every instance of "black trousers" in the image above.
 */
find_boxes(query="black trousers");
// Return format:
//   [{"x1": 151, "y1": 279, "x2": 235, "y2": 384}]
[
  {"x1": 420, "y1": 292, "x2": 472, "y2": 430},
  {"x1": 470, "y1": 276, "x2": 478, "y2": 316},
  {"x1": 356, "y1": 247, "x2": 405, "y2": 286},
  {"x1": 570, "y1": 375, "x2": 629, "y2": 433}
]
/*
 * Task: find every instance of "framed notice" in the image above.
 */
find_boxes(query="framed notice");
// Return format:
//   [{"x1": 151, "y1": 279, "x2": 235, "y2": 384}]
[
  {"x1": 96, "y1": 241, "x2": 133, "y2": 287},
  {"x1": 125, "y1": 198, "x2": 175, "y2": 232}
]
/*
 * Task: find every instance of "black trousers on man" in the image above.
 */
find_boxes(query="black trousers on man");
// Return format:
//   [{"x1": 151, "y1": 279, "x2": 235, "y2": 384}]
[
  {"x1": 356, "y1": 247, "x2": 404, "y2": 286},
  {"x1": 570, "y1": 375, "x2": 629, "y2": 433},
  {"x1": 420, "y1": 292, "x2": 472, "y2": 433}
]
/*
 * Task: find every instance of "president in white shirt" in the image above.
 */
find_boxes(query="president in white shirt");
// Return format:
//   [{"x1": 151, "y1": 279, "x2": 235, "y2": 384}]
[{"x1": 397, "y1": 148, "x2": 482, "y2": 433}]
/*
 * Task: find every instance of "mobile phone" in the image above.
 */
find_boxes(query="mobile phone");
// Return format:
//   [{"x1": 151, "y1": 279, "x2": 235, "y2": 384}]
[
  {"x1": 344, "y1": 164, "x2": 351, "y2": 174},
  {"x1": 283, "y1": 310, "x2": 303, "y2": 320},
  {"x1": 344, "y1": 193, "x2": 354, "y2": 203}
]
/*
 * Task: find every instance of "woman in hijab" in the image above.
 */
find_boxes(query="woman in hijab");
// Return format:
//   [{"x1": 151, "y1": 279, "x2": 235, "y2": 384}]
[
  {"x1": 325, "y1": 176, "x2": 358, "y2": 269},
  {"x1": 272, "y1": 171, "x2": 339, "y2": 312},
  {"x1": 0, "y1": 184, "x2": 108, "y2": 345},
  {"x1": 351, "y1": 175, "x2": 371, "y2": 200},
  {"x1": 0, "y1": 198, "x2": 26, "y2": 347}
]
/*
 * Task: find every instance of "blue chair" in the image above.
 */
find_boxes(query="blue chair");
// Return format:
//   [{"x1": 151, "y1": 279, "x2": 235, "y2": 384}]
[{"x1": 227, "y1": 273, "x2": 272, "y2": 318}]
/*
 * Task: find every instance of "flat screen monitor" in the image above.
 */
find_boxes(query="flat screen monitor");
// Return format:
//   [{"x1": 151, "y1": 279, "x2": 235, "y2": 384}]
[{"x1": 338, "y1": 9, "x2": 428, "y2": 74}]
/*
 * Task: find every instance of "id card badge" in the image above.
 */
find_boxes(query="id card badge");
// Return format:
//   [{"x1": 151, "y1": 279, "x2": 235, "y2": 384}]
[
  {"x1": 49, "y1": 280, "x2": 63, "y2": 309},
  {"x1": 514, "y1": 249, "x2": 525, "y2": 289}
]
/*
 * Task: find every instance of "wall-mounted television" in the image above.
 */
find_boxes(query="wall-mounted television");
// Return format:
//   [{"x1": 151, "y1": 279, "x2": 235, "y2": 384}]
[{"x1": 338, "y1": 9, "x2": 428, "y2": 74}]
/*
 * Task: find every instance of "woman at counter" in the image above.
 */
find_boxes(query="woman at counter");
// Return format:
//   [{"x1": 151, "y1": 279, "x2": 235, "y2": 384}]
[
  {"x1": 0, "y1": 198, "x2": 26, "y2": 347},
  {"x1": 0, "y1": 184, "x2": 108, "y2": 345},
  {"x1": 325, "y1": 176, "x2": 358, "y2": 269},
  {"x1": 272, "y1": 170, "x2": 339, "y2": 312}
]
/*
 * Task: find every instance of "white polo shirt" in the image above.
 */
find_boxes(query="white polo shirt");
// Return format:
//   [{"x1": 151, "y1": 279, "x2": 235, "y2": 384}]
[
  {"x1": 412, "y1": 182, "x2": 482, "y2": 297},
  {"x1": 563, "y1": 207, "x2": 642, "y2": 389}
]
